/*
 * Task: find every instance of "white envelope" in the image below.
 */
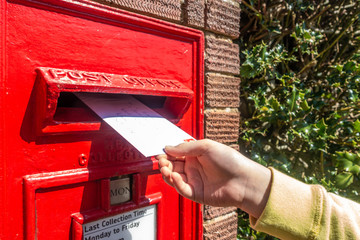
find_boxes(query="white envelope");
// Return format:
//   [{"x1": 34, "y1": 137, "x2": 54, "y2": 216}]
[{"x1": 76, "y1": 93, "x2": 195, "y2": 157}]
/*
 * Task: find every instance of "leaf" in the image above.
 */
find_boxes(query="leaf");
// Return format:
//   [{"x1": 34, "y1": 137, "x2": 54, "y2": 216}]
[
  {"x1": 336, "y1": 159, "x2": 353, "y2": 170},
  {"x1": 345, "y1": 152, "x2": 357, "y2": 162},
  {"x1": 261, "y1": 45, "x2": 267, "y2": 60},
  {"x1": 240, "y1": 64, "x2": 254, "y2": 78},
  {"x1": 349, "y1": 89, "x2": 359, "y2": 102},
  {"x1": 353, "y1": 119, "x2": 360, "y2": 133},
  {"x1": 299, "y1": 125, "x2": 312, "y2": 135},
  {"x1": 300, "y1": 99, "x2": 310, "y2": 111},
  {"x1": 349, "y1": 165, "x2": 360, "y2": 175},
  {"x1": 269, "y1": 97, "x2": 280, "y2": 111},
  {"x1": 335, "y1": 65, "x2": 343, "y2": 72},
  {"x1": 344, "y1": 61, "x2": 356, "y2": 72},
  {"x1": 335, "y1": 172, "x2": 354, "y2": 188},
  {"x1": 336, "y1": 151, "x2": 348, "y2": 159},
  {"x1": 261, "y1": 106, "x2": 269, "y2": 112},
  {"x1": 356, "y1": 154, "x2": 360, "y2": 165},
  {"x1": 288, "y1": 89, "x2": 298, "y2": 112},
  {"x1": 303, "y1": 31, "x2": 312, "y2": 40},
  {"x1": 316, "y1": 119, "x2": 327, "y2": 136}
]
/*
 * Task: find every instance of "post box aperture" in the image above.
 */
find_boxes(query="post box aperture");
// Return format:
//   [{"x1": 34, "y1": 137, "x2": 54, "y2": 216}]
[
  {"x1": 34, "y1": 67, "x2": 195, "y2": 134},
  {"x1": 0, "y1": 0, "x2": 203, "y2": 239}
]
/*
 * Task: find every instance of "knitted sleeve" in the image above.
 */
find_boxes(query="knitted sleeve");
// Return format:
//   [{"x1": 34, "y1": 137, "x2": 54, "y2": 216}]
[{"x1": 250, "y1": 168, "x2": 360, "y2": 239}]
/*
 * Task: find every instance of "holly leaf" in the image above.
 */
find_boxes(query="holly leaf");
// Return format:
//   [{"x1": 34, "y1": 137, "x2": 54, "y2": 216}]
[
  {"x1": 300, "y1": 99, "x2": 310, "y2": 111},
  {"x1": 349, "y1": 165, "x2": 360, "y2": 175},
  {"x1": 269, "y1": 97, "x2": 280, "y2": 111},
  {"x1": 335, "y1": 172, "x2": 354, "y2": 188},
  {"x1": 241, "y1": 64, "x2": 255, "y2": 78},
  {"x1": 316, "y1": 119, "x2": 327, "y2": 136},
  {"x1": 288, "y1": 89, "x2": 299, "y2": 112},
  {"x1": 353, "y1": 119, "x2": 360, "y2": 133},
  {"x1": 345, "y1": 152, "x2": 358, "y2": 162},
  {"x1": 336, "y1": 159, "x2": 353, "y2": 170}
]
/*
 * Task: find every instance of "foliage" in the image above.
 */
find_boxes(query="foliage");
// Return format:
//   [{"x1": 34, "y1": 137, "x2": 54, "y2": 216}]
[
  {"x1": 237, "y1": 211, "x2": 278, "y2": 240},
  {"x1": 238, "y1": 0, "x2": 360, "y2": 238}
]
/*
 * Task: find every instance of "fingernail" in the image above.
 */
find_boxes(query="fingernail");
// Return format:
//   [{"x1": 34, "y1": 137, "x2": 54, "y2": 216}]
[{"x1": 164, "y1": 145, "x2": 174, "y2": 151}]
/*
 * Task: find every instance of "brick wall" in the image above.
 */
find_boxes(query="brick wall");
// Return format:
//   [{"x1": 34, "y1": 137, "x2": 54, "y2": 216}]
[
  {"x1": 202, "y1": 1, "x2": 240, "y2": 238},
  {"x1": 92, "y1": 0, "x2": 241, "y2": 239}
]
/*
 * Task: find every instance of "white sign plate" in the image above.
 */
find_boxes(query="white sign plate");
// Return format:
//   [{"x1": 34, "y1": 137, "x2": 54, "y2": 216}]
[{"x1": 83, "y1": 205, "x2": 156, "y2": 240}]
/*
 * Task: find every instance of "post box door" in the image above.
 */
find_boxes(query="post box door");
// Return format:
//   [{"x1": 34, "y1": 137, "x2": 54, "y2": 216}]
[{"x1": 0, "y1": 0, "x2": 204, "y2": 239}]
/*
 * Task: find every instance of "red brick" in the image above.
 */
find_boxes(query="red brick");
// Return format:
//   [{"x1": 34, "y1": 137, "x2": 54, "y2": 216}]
[
  {"x1": 94, "y1": 0, "x2": 181, "y2": 21},
  {"x1": 205, "y1": 73, "x2": 240, "y2": 108},
  {"x1": 205, "y1": 0, "x2": 240, "y2": 38},
  {"x1": 205, "y1": 36, "x2": 240, "y2": 75},
  {"x1": 204, "y1": 205, "x2": 237, "y2": 220},
  {"x1": 203, "y1": 212, "x2": 238, "y2": 240},
  {"x1": 184, "y1": 0, "x2": 205, "y2": 28},
  {"x1": 205, "y1": 109, "x2": 240, "y2": 144}
]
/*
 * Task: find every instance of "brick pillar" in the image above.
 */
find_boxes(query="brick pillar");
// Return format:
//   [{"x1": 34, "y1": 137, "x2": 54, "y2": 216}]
[
  {"x1": 201, "y1": 1, "x2": 241, "y2": 239},
  {"x1": 91, "y1": 0, "x2": 241, "y2": 239}
]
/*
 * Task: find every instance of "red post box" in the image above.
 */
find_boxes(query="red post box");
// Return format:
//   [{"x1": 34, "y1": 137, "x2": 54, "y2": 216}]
[{"x1": 0, "y1": 0, "x2": 204, "y2": 239}]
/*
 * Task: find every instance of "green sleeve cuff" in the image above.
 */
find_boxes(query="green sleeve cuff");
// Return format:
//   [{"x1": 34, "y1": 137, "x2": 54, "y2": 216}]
[{"x1": 250, "y1": 167, "x2": 323, "y2": 240}]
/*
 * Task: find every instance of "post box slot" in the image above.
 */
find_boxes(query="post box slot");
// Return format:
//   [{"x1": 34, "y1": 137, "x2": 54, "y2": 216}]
[
  {"x1": 53, "y1": 92, "x2": 173, "y2": 122},
  {"x1": 53, "y1": 92, "x2": 99, "y2": 123},
  {"x1": 35, "y1": 67, "x2": 194, "y2": 134}
]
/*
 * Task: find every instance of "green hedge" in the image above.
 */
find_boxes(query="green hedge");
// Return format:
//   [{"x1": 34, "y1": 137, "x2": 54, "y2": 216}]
[{"x1": 238, "y1": 1, "x2": 360, "y2": 238}]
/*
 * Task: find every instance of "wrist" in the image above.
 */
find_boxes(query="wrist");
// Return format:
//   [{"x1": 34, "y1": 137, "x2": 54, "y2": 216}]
[{"x1": 239, "y1": 161, "x2": 272, "y2": 219}]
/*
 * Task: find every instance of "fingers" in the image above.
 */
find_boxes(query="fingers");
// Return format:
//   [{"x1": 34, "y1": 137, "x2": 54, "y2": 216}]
[
  {"x1": 157, "y1": 155, "x2": 185, "y2": 188},
  {"x1": 171, "y1": 172, "x2": 194, "y2": 200},
  {"x1": 158, "y1": 156, "x2": 185, "y2": 173},
  {"x1": 164, "y1": 139, "x2": 212, "y2": 157},
  {"x1": 160, "y1": 166, "x2": 174, "y2": 187},
  {"x1": 160, "y1": 168, "x2": 195, "y2": 200}
]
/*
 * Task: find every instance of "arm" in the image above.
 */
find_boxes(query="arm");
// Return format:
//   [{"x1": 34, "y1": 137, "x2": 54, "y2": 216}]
[
  {"x1": 157, "y1": 139, "x2": 360, "y2": 239},
  {"x1": 251, "y1": 168, "x2": 360, "y2": 239}
]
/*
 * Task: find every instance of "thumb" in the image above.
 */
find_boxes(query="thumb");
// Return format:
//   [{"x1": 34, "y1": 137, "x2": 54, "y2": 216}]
[{"x1": 164, "y1": 139, "x2": 210, "y2": 157}]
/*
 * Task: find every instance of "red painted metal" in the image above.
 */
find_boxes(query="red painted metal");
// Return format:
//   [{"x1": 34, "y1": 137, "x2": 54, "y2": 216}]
[
  {"x1": 35, "y1": 67, "x2": 194, "y2": 134},
  {"x1": 0, "y1": 0, "x2": 204, "y2": 239}
]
